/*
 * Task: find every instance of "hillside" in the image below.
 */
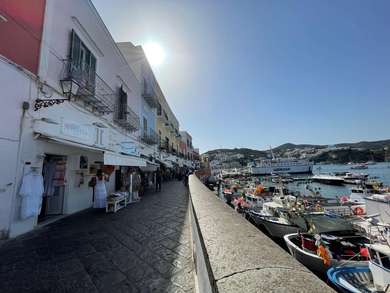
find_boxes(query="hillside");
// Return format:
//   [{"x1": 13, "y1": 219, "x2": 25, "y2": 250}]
[{"x1": 203, "y1": 139, "x2": 390, "y2": 164}]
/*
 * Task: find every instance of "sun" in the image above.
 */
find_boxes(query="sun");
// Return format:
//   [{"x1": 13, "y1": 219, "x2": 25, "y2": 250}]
[{"x1": 143, "y1": 42, "x2": 166, "y2": 66}]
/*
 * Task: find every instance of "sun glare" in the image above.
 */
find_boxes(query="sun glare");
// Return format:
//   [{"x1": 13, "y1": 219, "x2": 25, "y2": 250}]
[{"x1": 143, "y1": 42, "x2": 166, "y2": 66}]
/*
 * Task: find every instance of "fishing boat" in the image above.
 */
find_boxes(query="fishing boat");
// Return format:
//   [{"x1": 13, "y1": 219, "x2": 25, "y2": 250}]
[
  {"x1": 327, "y1": 243, "x2": 390, "y2": 292},
  {"x1": 284, "y1": 215, "x2": 370, "y2": 275},
  {"x1": 312, "y1": 174, "x2": 345, "y2": 185},
  {"x1": 246, "y1": 194, "x2": 301, "y2": 238}
]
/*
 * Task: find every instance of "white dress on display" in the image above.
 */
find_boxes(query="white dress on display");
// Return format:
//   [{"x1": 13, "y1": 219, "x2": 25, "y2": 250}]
[
  {"x1": 93, "y1": 178, "x2": 107, "y2": 208},
  {"x1": 20, "y1": 172, "x2": 44, "y2": 220}
]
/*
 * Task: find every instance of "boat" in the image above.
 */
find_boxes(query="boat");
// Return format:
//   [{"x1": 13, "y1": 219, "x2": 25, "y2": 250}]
[
  {"x1": 343, "y1": 172, "x2": 369, "y2": 185},
  {"x1": 284, "y1": 215, "x2": 370, "y2": 275},
  {"x1": 250, "y1": 158, "x2": 313, "y2": 175},
  {"x1": 349, "y1": 187, "x2": 367, "y2": 204},
  {"x1": 312, "y1": 174, "x2": 345, "y2": 185},
  {"x1": 247, "y1": 194, "x2": 302, "y2": 238},
  {"x1": 250, "y1": 148, "x2": 313, "y2": 175},
  {"x1": 365, "y1": 192, "x2": 390, "y2": 203},
  {"x1": 327, "y1": 266, "x2": 374, "y2": 293},
  {"x1": 351, "y1": 163, "x2": 369, "y2": 170},
  {"x1": 327, "y1": 243, "x2": 390, "y2": 293}
]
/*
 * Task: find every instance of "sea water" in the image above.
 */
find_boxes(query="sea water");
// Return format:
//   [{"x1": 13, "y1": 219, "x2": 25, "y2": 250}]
[{"x1": 286, "y1": 162, "x2": 390, "y2": 199}]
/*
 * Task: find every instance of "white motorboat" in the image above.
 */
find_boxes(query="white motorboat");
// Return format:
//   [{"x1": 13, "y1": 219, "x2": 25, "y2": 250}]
[
  {"x1": 366, "y1": 193, "x2": 390, "y2": 203},
  {"x1": 312, "y1": 174, "x2": 345, "y2": 185},
  {"x1": 343, "y1": 172, "x2": 369, "y2": 185},
  {"x1": 351, "y1": 164, "x2": 369, "y2": 170}
]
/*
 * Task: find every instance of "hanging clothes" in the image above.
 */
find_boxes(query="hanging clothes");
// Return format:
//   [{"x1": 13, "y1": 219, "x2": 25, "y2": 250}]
[
  {"x1": 20, "y1": 172, "x2": 44, "y2": 220},
  {"x1": 93, "y1": 177, "x2": 107, "y2": 208}
]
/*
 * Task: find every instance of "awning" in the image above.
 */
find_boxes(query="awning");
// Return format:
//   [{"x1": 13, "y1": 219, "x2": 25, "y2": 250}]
[
  {"x1": 162, "y1": 160, "x2": 173, "y2": 168},
  {"x1": 43, "y1": 136, "x2": 105, "y2": 153},
  {"x1": 104, "y1": 152, "x2": 146, "y2": 167}
]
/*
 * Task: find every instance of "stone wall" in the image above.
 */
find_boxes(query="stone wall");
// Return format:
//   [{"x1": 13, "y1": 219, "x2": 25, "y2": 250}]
[{"x1": 188, "y1": 175, "x2": 335, "y2": 293}]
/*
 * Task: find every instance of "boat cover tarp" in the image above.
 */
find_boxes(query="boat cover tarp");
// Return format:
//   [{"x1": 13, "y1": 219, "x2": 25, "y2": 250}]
[{"x1": 291, "y1": 214, "x2": 353, "y2": 234}]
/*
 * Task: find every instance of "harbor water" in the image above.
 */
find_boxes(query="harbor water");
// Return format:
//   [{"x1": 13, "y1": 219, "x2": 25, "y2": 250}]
[{"x1": 263, "y1": 162, "x2": 390, "y2": 199}]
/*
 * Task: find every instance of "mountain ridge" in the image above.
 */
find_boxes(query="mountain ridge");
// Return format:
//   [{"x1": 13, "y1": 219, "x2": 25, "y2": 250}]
[{"x1": 203, "y1": 139, "x2": 390, "y2": 155}]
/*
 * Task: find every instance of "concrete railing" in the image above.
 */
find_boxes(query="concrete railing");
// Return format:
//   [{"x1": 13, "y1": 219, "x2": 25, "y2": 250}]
[{"x1": 188, "y1": 175, "x2": 335, "y2": 293}]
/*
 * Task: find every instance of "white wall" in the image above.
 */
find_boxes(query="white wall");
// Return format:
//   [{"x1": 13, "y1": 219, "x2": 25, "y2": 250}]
[
  {"x1": 39, "y1": 0, "x2": 142, "y2": 133},
  {"x1": 0, "y1": 59, "x2": 36, "y2": 238}
]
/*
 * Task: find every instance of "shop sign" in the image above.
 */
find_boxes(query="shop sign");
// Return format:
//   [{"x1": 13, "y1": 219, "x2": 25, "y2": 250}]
[
  {"x1": 120, "y1": 141, "x2": 139, "y2": 156},
  {"x1": 61, "y1": 122, "x2": 95, "y2": 144}
]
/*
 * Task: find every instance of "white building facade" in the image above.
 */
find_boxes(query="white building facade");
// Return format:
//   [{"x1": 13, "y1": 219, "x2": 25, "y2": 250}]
[{"x1": 0, "y1": 0, "x2": 198, "y2": 239}]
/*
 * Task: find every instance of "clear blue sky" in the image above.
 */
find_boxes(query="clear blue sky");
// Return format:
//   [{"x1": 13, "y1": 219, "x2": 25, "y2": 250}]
[{"x1": 92, "y1": 0, "x2": 390, "y2": 153}]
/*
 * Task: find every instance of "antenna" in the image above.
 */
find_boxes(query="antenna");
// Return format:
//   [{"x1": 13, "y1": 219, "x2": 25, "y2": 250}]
[{"x1": 269, "y1": 145, "x2": 275, "y2": 160}]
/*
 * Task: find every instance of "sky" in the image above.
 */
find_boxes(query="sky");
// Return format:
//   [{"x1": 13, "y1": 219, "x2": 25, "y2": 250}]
[{"x1": 92, "y1": 0, "x2": 390, "y2": 153}]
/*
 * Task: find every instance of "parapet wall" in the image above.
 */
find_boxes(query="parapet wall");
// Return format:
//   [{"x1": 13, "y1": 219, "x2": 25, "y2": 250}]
[{"x1": 188, "y1": 175, "x2": 335, "y2": 293}]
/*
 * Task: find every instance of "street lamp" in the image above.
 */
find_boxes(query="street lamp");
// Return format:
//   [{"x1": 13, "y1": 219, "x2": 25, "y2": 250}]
[
  {"x1": 60, "y1": 78, "x2": 80, "y2": 98},
  {"x1": 34, "y1": 78, "x2": 80, "y2": 111}
]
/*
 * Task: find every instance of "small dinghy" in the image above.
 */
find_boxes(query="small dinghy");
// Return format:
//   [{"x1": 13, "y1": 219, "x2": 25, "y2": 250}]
[
  {"x1": 327, "y1": 243, "x2": 390, "y2": 292},
  {"x1": 327, "y1": 266, "x2": 374, "y2": 293}
]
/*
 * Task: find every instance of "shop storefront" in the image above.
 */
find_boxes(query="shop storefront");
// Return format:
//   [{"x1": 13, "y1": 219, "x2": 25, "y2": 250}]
[{"x1": 9, "y1": 116, "x2": 146, "y2": 237}]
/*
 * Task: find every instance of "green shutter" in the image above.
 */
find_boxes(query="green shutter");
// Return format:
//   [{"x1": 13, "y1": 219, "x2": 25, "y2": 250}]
[
  {"x1": 118, "y1": 86, "x2": 127, "y2": 120},
  {"x1": 70, "y1": 30, "x2": 81, "y2": 68}
]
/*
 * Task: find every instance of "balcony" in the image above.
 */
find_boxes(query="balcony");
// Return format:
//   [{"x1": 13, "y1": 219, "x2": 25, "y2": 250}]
[
  {"x1": 142, "y1": 79, "x2": 158, "y2": 108},
  {"x1": 159, "y1": 140, "x2": 170, "y2": 152},
  {"x1": 63, "y1": 59, "x2": 115, "y2": 114},
  {"x1": 114, "y1": 104, "x2": 140, "y2": 132},
  {"x1": 141, "y1": 128, "x2": 159, "y2": 145}
]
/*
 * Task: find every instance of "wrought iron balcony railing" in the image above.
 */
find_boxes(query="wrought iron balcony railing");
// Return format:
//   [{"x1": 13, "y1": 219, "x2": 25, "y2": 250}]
[
  {"x1": 63, "y1": 59, "x2": 115, "y2": 114},
  {"x1": 114, "y1": 104, "x2": 140, "y2": 132},
  {"x1": 141, "y1": 128, "x2": 159, "y2": 145}
]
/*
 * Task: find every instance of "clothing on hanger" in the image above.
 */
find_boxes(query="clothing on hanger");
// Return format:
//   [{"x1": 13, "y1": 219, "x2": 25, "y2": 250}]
[{"x1": 20, "y1": 171, "x2": 44, "y2": 220}]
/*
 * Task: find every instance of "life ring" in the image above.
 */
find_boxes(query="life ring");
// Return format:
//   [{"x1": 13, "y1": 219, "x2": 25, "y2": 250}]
[{"x1": 354, "y1": 206, "x2": 364, "y2": 215}]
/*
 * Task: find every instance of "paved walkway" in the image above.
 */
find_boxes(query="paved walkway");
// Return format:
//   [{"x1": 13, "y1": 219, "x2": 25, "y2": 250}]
[{"x1": 0, "y1": 181, "x2": 195, "y2": 293}]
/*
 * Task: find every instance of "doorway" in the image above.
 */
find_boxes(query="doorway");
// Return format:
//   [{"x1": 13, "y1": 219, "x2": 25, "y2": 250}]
[{"x1": 38, "y1": 154, "x2": 67, "y2": 223}]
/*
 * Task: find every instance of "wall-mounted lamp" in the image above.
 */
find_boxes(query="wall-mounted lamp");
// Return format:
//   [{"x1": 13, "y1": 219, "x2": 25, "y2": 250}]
[
  {"x1": 60, "y1": 78, "x2": 80, "y2": 98},
  {"x1": 34, "y1": 78, "x2": 80, "y2": 111}
]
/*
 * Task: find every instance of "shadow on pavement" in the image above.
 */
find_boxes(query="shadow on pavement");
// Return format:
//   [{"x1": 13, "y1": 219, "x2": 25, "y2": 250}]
[{"x1": 0, "y1": 180, "x2": 194, "y2": 293}]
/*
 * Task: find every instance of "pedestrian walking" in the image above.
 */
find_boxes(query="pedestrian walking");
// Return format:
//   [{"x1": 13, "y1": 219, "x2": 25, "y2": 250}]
[
  {"x1": 155, "y1": 168, "x2": 162, "y2": 192},
  {"x1": 90, "y1": 169, "x2": 107, "y2": 209}
]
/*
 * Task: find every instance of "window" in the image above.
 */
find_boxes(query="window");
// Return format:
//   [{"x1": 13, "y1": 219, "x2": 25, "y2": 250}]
[
  {"x1": 163, "y1": 110, "x2": 169, "y2": 121},
  {"x1": 157, "y1": 102, "x2": 162, "y2": 116},
  {"x1": 118, "y1": 86, "x2": 127, "y2": 120},
  {"x1": 70, "y1": 30, "x2": 96, "y2": 89},
  {"x1": 143, "y1": 117, "x2": 148, "y2": 134},
  {"x1": 378, "y1": 252, "x2": 390, "y2": 269}
]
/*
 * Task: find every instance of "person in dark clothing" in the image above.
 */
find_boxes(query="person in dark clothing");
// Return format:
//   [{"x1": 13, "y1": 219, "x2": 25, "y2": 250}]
[{"x1": 155, "y1": 168, "x2": 162, "y2": 192}]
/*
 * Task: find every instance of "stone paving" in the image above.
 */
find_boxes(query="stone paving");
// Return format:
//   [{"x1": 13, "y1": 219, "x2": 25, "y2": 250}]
[{"x1": 0, "y1": 181, "x2": 195, "y2": 293}]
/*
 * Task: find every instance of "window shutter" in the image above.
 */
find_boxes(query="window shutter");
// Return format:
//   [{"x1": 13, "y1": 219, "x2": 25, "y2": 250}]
[
  {"x1": 70, "y1": 30, "x2": 81, "y2": 68},
  {"x1": 89, "y1": 54, "x2": 96, "y2": 87},
  {"x1": 118, "y1": 86, "x2": 127, "y2": 120}
]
